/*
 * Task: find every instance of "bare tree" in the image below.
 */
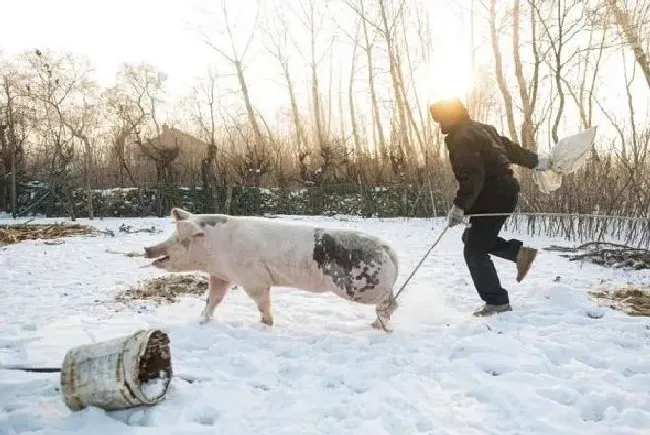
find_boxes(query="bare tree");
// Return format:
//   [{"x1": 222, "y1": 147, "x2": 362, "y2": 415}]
[
  {"x1": 1, "y1": 76, "x2": 21, "y2": 216},
  {"x1": 377, "y1": 0, "x2": 412, "y2": 162},
  {"x1": 489, "y1": 0, "x2": 518, "y2": 143},
  {"x1": 202, "y1": 0, "x2": 263, "y2": 143},
  {"x1": 394, "y1": 4, "x2": 426, "y2": 159},
  {"x1": 190, "y1": 67, "x2": 221, "y2": 211},
  {"x1": 66, "y1": 94, "x2": 100, "y2": 219},
  {"x1": 348, "y1": 0, "x2": 389, "y2": 160},
  {"x1": 107, "y1": 62, "x2": 185, "y2": 214},
  {"x1": 513, "y1": 0, "x2": 544, "y2": 150},
  {"x1": 292, "y1": 0, "x2": 333, "y2": 152},
  {"x1": 399, "y1": 2, "x2": 431, "y2": 150},
  {"x1": 561, "y1": 25, "x2": 608, "y2": 130},
  {"x1": 261, "y1": 4, "x2": 309, "y2": 155},
  {"x1": 603, "y1": 0, "x2": 650, "y2": 89},
  {"x1": 533, "y1": 0, "x2": 589, "y2": 143},
  {"x1": 347, "y1": 19, "x2": 364, "y2": 159},
  {"x1": 21, "y1": 50, "x2": 97, "y2": 219},
  {"x1": 105, "y1": 62, "x2": 169, "y2": 184},
  {"x1": 221, "y1": 116, "x2": 271, "y2": 188}
]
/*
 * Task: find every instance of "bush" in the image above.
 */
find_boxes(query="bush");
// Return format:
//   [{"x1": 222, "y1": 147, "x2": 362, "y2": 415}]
[{"x1": 15, "y1": 183, "x2": 447, "y2": 218}]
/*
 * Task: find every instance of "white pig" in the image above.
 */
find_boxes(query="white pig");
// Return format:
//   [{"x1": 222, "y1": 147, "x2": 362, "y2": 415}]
[{"x1": 143, "y1": 208, "x2": 400, "y2": 331}]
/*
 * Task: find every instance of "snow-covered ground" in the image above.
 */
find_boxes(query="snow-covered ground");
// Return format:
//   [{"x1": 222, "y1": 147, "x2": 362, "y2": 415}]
[{"x1": 1, "y1": 213, "x2": 649, "y2": 435}]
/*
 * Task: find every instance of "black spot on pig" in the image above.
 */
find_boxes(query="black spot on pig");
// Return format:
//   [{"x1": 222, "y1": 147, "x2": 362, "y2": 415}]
[
  {"x1": 312, "y1": 227, "x2": 386, "y2": 299},
  {"x1": 198, "y1": 215, "x2": 228, "y2": 228}
]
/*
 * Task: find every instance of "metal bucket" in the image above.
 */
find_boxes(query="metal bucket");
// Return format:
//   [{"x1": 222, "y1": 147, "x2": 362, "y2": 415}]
[{"x1": 60, "y1": 329, "x2": 173, "y2": 411}]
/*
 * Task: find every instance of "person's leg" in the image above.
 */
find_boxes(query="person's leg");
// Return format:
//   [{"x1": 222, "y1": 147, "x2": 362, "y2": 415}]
[
  {"x1": 467, "y1": 222, "x2": 538, "y2": 284},
  {"x1": 473, "y1": 189, "x2": 538, "y2": 282},
  {"x1": 489, "y1": 235, "x2": 522, "y2": 262},
  {"x1": 462, "y1": 214, "x2": 510, "y2": 307}
]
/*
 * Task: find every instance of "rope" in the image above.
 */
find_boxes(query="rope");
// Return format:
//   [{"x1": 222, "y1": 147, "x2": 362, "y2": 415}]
[
  {"x1": 393, "y1": 225, "x2": 450, "y2": 301},
  {"x1": 374, "y1": 224, "x2": 450, "y2": 333},
  {"x1": 465, "y1": 211, "x2": 649, "y2": 221},
  {"x1": 0, "y1": 364, "x2": 205, "y2": 384},
  {"x1": 373, "y1": 210, "x2": 650, "y2": 333},
  {"x1": 0, "y1": 365, "x2": 61, "y2": 373}
]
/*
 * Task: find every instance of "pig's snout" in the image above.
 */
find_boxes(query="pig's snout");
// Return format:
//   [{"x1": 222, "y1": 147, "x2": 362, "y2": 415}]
[{"x1": 144, "y1": 245, "x2": 166, "y2": 259}]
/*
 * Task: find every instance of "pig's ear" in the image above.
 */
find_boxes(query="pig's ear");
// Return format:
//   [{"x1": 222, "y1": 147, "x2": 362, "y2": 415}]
[
  {"x1": 176, "y1": 220, "x2": 204, "y2": 239},
  {"x1": 171, "y1": 208, "x2": 192, "y2": 221}
]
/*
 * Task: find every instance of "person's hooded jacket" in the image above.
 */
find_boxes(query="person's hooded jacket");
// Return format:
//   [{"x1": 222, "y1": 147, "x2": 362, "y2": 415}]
[{"x1": 429, "y1": 98, "x2": 539, "y2": 213}]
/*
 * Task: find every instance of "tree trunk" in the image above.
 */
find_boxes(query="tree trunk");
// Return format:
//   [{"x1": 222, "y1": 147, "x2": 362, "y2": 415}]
[
  {"x1": 311, "y1": 61, "x2": 325, "y2": 150},
  {"x1": 0, "y1": 127, "x2": 7, "y2": 212},
  {"x1": 280, "y1": 62, "x2": 308, "y2": 151},
  {"x1": 378, "y1": 0, "x2": 411, "y2": 157},
  {"x1": 224, "y1": 184, "x2": 233, "y2": 214},
  {"x1": 393, "y1": 41, "x2": 425, "y2": 160},
  {"x1": 201, "y1": 81, "x2": 219, "y2": 213},
  {"x1": 234, "y1": 60, "x2": 263, "y2": 142},
  {"x1": 4, "y1": 79, "x2": 17, "y2": 217},
  {"x1": 328, "y1": 44, "x2": 334, "y2": 135},
  {"x1": 403, "y1": 8, "x2": 430, "y2": 146},
  {"x1": 489, "y1": 0, "x2": 518, "y2": 143},
  {"x1": 349, "y1": 34, "x2": 362, "y2": 159},
  {"x1": 606, "y1": 0, "x2": 650, "y2": 90},
  {"x1": 550, "y1": 3, "x2": 566, "y2": 145},
  {"x1": 513, "y1": 0, "x2": 537, "y2": 150},
  {"x1": 360, "y1": 0, "x2": 387, "y2": 160},
  {"x1": 82, "y1": 136, "x2": 94, "y2": 220},
  {"x1": 338, "y1": 69, "x2": 346, "y2": 140}
]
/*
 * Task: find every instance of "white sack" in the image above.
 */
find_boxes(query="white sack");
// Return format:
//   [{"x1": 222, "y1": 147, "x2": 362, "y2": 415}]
[{"x1": 533, "y1": 126, "x2": 598, "y2": 194}]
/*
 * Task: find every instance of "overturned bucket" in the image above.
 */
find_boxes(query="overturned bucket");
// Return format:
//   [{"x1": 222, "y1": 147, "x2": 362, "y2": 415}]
[{"x1": 60, "y1": 329, "x2": 173, "y2": 411}]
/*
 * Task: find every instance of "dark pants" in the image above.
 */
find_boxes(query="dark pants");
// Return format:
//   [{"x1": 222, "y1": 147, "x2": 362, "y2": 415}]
[{"x1": 461, "y1": 178, "x2": 522, "y2": 305}]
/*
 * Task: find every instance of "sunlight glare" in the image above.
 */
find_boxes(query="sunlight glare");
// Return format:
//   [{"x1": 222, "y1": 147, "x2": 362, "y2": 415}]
[
  {"x1": 421, "y1": 48, "x2": 475, "y2": 105},
  {"x1": 418, "y1": 1, "x2": 475, "y2": 107}
]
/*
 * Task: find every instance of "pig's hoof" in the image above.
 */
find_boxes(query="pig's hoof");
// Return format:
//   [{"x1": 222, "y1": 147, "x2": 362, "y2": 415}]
[
  {"x1": 371, "y1": 318, "x2": 393, "y2": 333},
  {"x1": 261, "y1": 316, "x2": 274, "y2": 326}
]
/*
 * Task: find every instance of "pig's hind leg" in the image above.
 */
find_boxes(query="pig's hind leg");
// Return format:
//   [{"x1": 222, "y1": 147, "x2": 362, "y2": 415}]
[
  {"x1": 370, "y1": 289, "x2": 398, "y2": 333},
  {"x1": 199, "y1": 276, "x2": 232, "y2": 324},
  {"x1": 242, "y1": 286, "x2": 274, "y2": 326}
]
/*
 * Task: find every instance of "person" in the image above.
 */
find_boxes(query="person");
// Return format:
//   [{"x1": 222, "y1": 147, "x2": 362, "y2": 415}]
[{"x1": 428, "y1": 98, "x2": 551, "y2": 317}]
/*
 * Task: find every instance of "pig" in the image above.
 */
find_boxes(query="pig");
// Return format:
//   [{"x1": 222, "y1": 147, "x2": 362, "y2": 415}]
[{"x1": 143, "y1": 208, "x2": 400, "y2": 332}]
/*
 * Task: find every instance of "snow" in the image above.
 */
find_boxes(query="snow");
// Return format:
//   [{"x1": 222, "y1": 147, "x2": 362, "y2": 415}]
[
  {"x1": 141, "y1": 371, "x2": 170, "y2": 402},
  {"x1": 1, "y1": 213, "x2": 650, "y2": 434}
]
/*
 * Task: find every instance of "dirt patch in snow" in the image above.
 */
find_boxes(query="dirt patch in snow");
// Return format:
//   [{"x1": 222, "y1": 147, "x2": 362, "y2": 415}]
[
  {"x1": 0, "y1": 222, "x2": 97, "y2": 246},
  {"x1": 115, "y1": 273, "x2": 210, "y2": 304},
  {"x1": 589, "y1": 285, "x2": 650, "y2": 317}
]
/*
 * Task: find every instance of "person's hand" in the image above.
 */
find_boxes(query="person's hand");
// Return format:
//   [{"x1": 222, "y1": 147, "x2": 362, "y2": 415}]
[
  {"x1": 447, "y1": 204, "x2": 465, "y2": 227},
  {"x1": 536, "y1": 156, "x2": 551, "y2": 171}
]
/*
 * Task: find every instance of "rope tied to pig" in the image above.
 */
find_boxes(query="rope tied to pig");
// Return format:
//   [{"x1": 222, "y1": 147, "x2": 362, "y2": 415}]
[
  {"x1": 372, "y1": 209, "x2": 650, "y2": 333},
  {"x1": 374, "y1": 224, "x2": 450, "y2": 333}
]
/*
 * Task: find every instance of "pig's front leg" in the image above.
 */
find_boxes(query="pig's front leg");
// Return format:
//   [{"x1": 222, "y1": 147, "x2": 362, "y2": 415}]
[{"x1": 199, "y1": 276, "x2": 232, "y2": 324}]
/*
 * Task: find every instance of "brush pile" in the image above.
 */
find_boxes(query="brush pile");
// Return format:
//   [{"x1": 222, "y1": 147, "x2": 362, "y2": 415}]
[
  {"x1": 115, "y1": 273, "x2": 210, "y2": 304},
  {"x1": 589, "y1": 285, "x2": 650, "y2": 317},
  {"x1": 0, "y1": 221, "x2": 97, "y2": 246},
  {"x1": 546, "y1": 242, "x2": 650, "y2": 270}
]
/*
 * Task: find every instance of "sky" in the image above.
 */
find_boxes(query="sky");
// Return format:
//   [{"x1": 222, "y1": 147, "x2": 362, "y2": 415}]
[
  {"x1": 0, "y1": 0, "x2": 477, "y2": 110},
  {"x1": 0, "y1": 0, "x2": 211, "y2": 93},
  {"x1": 0, "y1": 0, "x2": 648, "y2": 153}
]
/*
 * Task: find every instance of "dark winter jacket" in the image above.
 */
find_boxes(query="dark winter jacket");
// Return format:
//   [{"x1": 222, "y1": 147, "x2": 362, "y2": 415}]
[{"x1": 445, "y1": 120, "x2": 539, "y2": 213}]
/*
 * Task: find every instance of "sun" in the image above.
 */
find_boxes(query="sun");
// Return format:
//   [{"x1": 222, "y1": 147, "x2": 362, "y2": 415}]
[
  {"x1": 419, "y1": 48, "x2": 475, "y2": 106},
  {"x1": 417, "y1": 3, "x2": 475, "y2": 107}
]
